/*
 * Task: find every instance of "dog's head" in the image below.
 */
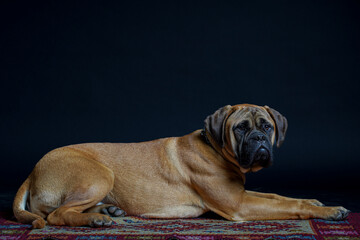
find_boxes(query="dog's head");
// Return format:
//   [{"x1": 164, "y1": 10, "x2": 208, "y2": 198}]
[{"x1": 204, "y1": 104, "x2": 288, "y2": 173}]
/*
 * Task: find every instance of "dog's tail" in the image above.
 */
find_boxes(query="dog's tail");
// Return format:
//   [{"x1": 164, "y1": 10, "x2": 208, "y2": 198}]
[{"x1": 13, "y1": 178, "x2": 46, "y2": 228}]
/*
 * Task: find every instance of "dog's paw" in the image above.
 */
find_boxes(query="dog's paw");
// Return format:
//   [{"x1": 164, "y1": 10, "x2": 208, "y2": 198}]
[
  {"x1": 89, "y1": 215, "x2": 113, "y2": 228},
  {"x1": 326, "y1": 207, "x2": 350, "y2": 221},
  {"x1": 101, "y1": 206, "x2": 126, "y2": 217},
  {"x1": 304, "y1": 199, "x2": 325, "y2": 207}
]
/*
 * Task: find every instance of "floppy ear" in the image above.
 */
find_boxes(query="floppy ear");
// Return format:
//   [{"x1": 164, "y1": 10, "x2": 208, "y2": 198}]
[
  {"x1": 204, "y1": 105, "x2": 233, "y2": 148},
  {"x1": 264, "y1": 105, "x2": 288, "y2": 148}
]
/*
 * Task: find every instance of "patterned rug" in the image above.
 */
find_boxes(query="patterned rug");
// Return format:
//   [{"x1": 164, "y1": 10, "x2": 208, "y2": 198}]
[{"x1": 1, "y1": 211, "x2": 359, "y2": 240}]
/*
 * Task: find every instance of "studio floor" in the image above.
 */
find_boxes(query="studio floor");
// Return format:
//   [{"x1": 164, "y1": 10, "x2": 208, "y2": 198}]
[{"x1": 1, "y1": 188, "x2": 359, "y2": 240}]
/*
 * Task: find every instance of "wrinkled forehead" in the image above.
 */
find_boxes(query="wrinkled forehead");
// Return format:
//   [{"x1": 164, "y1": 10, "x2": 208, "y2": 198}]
[{"x1": 228, "y1": 106, "x2": 273, "y2": 125}]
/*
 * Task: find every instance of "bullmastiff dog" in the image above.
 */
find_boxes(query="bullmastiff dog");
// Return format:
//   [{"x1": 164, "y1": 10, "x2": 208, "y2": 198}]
[{"x1": 13, "y1": 104, "x2": 350, "y2": 228}]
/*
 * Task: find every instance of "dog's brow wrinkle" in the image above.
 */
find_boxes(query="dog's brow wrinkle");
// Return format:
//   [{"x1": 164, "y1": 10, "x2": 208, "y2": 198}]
[{"x1": 250, "y1": 108, "x2": 258, "y2": 116}]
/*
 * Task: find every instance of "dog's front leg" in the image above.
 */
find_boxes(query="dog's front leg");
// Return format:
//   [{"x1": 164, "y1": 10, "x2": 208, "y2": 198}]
[
  {"x1": 246, "y1": 190, "x2": 325, "y2": 207},
  {"x1": 224, "y1": 192, "x2": 350, "y2": 221},
  {"x1": 192, "y1": 173, "x2": 349, "y2": 221}
]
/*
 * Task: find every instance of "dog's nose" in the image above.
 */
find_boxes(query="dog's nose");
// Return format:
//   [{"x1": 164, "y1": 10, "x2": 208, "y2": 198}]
[{"x1": 252, "y1": 133, "x2": 266, "y2": 142}]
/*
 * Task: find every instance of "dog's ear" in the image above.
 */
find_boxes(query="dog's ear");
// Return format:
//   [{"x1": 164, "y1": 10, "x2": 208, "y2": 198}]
[
  {"x1": 264, "y1": 105, "x2": 288, "y2": 148},
  {"x1": 204, "y1": 105, "x2": 234, "y2": 148}
]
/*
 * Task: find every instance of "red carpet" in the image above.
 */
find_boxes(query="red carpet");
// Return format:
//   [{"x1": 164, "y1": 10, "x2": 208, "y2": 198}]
[{"x1": 1, "y1": 212, "x2": 359, "y2": 239}]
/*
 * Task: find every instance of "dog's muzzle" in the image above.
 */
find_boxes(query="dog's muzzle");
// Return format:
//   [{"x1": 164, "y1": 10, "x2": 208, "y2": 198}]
[
  {"x1": 239, "y1": 131, "x2": 273, "y2": 169},
  {"x1": 254, "y1": 147, "x2": 271, "y2": 167}
]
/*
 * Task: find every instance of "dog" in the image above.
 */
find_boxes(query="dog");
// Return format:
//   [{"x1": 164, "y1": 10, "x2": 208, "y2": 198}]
[{"x1": 13, "y1": 104, "x2": 350, "y2": 228}]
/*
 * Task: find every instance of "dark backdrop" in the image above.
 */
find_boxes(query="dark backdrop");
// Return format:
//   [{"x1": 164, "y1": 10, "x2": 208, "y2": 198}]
[{"x1": 1, "y1": 1, "x2": 360, "y2": 196}]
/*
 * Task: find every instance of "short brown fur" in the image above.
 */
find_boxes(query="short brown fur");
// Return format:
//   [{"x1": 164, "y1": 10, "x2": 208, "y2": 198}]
[{"x1": 13, "y1": 104, "x2": 349, "y2": 228}]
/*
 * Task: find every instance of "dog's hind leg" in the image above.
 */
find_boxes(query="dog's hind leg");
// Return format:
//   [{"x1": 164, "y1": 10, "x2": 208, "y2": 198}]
[
  {"x1": 47, "y1": 203, "x2": 113, "y2": 227},
  {"x1": 47, "y1": 182, "x2": 115, "y2": 227},
  {"x1": 42, "y1": 153, "x2": 116, "y2": 227}
]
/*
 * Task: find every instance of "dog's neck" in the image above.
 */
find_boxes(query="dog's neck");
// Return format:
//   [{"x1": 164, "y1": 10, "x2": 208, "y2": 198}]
[
  {"x1": 201, "y1": 129, "x2": 234, "y2": 160},
  {"x1": 200, "y1": 129, "x2": 246, "y2": 182},
  {"x1": 200, "y1": 129, "x2": 212, "y2": 146}
]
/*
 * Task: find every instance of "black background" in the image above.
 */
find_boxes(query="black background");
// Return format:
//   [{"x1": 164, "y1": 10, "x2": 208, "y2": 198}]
[{"x1": 1, "y1": 1, "x2": 359, "y2": 206}]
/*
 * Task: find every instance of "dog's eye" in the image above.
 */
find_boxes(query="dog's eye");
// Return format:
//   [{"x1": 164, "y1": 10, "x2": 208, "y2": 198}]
[
  {"x1": 234, "y1": 121, "x2": 249, "y2": 133},
  {"x1": 264, "y1": 124, "x2": 271, "y2": 131},
  {"x1": 237, "y1": 124, "x2": 247, "y2": 131}
]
